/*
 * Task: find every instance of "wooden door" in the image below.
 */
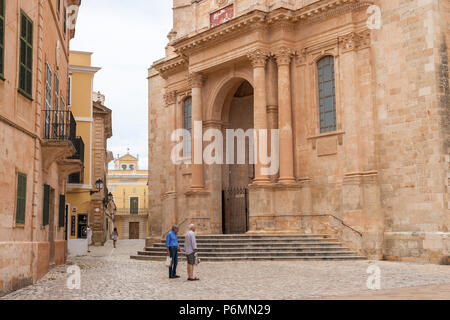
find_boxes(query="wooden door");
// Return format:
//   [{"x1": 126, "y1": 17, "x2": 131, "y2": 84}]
[{"x1": 129, "y1": 222, "x2": 139, "y2": 239}]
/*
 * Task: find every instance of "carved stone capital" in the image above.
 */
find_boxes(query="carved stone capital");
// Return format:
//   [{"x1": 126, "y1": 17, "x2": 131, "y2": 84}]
[
  {"x1": 339, "y1": 30, "x2": 371, "y2": 53},
  {"x1": 273, "y1": 46, "x2": 294, "y2": 66},
  {"x1": 247, "y1": 49, "x2": 269, "y2": 68},
  {"x1": 189, "y1": 73, "x2": 207, "y2": 89},
  {"x1": 295, "y1": 48, "x2": 308, "y2": 66},
  {"x1": 164, "y1": 90, "x2": 177, "y2": 106}
]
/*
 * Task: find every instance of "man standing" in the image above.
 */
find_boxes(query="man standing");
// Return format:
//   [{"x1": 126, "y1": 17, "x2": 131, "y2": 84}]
[
  {"x1": 166, "y1": 225, "x2": 182, "y2": 279},
  {"x1": 185, "y1": 224, "x2": 199, "y2": 281}
]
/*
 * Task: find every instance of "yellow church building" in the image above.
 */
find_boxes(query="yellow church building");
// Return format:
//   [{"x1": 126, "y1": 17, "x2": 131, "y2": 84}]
[{"x1": 108, "y1": 153, "x2": 149, "y2": 239}]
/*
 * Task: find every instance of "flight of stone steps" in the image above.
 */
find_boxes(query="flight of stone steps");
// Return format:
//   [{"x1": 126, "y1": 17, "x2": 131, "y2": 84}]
[{"x1": 130, "y1": 234, "x2": 365, "y2": 262}]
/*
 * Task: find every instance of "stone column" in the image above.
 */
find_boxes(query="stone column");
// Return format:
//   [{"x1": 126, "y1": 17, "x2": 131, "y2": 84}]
[
  {"x1": 248, "y1": 49, "x2": 270, "y2": 185},
  {"x1": 266, "y1": 57, "x2": 279, "y2": 182},
  {"x1": 274, "y1": 47, "x2": 296, "y2": 184},
  {"x1": 189, "y1": 73, "x2": 206, "y2": 190},
  {"x1": 164, "y1": 90, "x2": 177, "y2": 193}
]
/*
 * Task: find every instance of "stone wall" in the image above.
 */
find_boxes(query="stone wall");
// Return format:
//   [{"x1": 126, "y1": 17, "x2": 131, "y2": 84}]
[{"x1": 371, "y1": 0, "x2": 449, "y2": 262}]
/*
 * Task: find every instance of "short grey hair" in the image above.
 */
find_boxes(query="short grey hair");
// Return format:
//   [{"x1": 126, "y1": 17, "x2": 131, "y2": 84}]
[
  {"x1": 189, "y1": 224, "x2": 195, "y2": 230},
  {"x1": 171, "y1": 225, "x2": 178, "y2": 231}
]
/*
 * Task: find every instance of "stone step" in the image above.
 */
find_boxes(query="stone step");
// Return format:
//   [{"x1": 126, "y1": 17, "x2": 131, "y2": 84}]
[
  {"x1": 131, "y1": 255, "x2": 366, "y2": 262},
  {"x1": 134, "y1": 234, "x2": 365, "y2": 262},
  {"x1": 153, "y1": 241, "x2": 342, "y2": 248},
  {"x1": 138, "y1": 251, "x2": 357, "y2": 257},
  {"x1": 161, "y1": 238, "x2": 340, "y2": 244},
  {"x1": 144, "y1": 246, "x2": 349, "y2": 253},
  {"x1": 169, "y1": 235, "x2": 334, "y2": 240},
  {"x1": 171, "y1": 234, "x2": 332, "y2": 239}
]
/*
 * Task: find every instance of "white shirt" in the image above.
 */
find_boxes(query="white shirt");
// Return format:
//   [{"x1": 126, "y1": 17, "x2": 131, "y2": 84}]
[{"x1": 184, "y1": 230, "x2": 197, "y2": 255}]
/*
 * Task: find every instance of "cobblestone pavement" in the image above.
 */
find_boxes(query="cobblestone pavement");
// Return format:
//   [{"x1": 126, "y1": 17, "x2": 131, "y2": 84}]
[{"x1": 2, "y1": 240, "x2": 449, "y2": 300}]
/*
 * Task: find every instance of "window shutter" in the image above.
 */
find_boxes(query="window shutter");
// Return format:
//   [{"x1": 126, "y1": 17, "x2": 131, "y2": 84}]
[
  {"x1": 18, "y1": 11, "x2": 33, "y2": 98},
  {"x1": 43, "y1": 184, "x2": 50, "y2": 226},
  {"x1": 15, "y1": 173, "x2": 27, "y2": 224},
  {"x1": 59, "y1": 194, "x2": 65, "y2": 228}
]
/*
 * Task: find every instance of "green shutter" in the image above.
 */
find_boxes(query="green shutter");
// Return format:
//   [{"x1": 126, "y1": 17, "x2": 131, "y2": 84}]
[
  {"x1": 59, "y1": 194, "x2": 65, "y2": 228},
  {"x1": 15, "y1": 173, "x2": 27, "y2": 225},
  {"x1": 0, "y1": 0, "x2": 5, "y2": 78},
  {"x1": 43, "y1": 184, "x2": 50, "y2": 226},
  {"x1": 18, "y1": 11, "x2": 33, "y2": 98}
]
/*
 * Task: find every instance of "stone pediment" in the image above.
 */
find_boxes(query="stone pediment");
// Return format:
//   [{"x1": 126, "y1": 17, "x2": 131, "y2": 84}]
[
  {"x1": 169, "y1": 0, "x2": 373, "y2": 58},
  {"x1": 119, "y1": 154, "x2": 137, "y2": 161}
]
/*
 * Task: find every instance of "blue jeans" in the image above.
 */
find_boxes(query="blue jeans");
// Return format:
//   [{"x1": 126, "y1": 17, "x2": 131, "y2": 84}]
[{"x1": 169, "y1": 247, "x2": 178, "y2": 278}]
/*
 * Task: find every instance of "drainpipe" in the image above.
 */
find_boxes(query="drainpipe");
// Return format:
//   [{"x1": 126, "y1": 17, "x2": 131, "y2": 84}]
[{"x1": 30, "y1": 0, "x2": 44, "y2": 281}]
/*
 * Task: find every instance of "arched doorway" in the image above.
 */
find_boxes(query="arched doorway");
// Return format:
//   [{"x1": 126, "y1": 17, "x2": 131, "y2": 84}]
[{"x1": 222, "y1": 80, "x2": 254, "y2": 234}]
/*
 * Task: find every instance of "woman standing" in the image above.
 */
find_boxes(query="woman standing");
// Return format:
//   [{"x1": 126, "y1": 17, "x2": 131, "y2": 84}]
[{"x1": 112, "y1": 228, "x2": 119, "y2": 249}]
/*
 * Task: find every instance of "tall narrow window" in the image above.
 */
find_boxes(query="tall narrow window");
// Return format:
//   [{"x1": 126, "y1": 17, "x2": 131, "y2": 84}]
[
  {"x1": 43, "y1": 184, "x2": 50, "y2": 226},
  {"x1": 54, "y1": 74, "x2": 59, "y2": 137},
  {"x1": 58, "y1": 194, "x2": 65, "y2": 228},
  {"x1": 60, "y1": 97, "x2": 65, "y2": 137},
  {"x1": 68, "y1": 75, "x2": 72, "y2": 106},
  {"x1": 317, "y1": 56, "x2": 337, "y2": 133},
  {"x1": 63, "y1": 7, "x2": 67, "y2": 35},
  {"x1": 183, "y1": 97, "x2": 192, "y2": 157},
  {"x1": 130, "y1": 197, "x2": 139, "y2": 214},
  {"x1": 45, "y1": 63, "x2": 52, "y2": 139},
  {"x1": 18, "y1": 11, "x2": 33, "y2": 98},
  {"x1": 16, "y1": 173, "x2": 27, "y2": 225},
  {"x1": 0, "y1": 0, "x2": 5, "y2": 78}
]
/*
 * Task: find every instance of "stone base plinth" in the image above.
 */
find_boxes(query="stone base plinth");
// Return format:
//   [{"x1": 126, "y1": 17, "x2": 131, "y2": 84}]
[
  {"x1": 383, "y1": 232, "x2": 450, "y2": 264},
  {"x1": 248, "y1": 183, "x2": 307, "y2": 233}
]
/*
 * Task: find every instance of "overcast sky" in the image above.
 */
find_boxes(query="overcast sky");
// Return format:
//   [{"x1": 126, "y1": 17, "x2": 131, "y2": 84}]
[{"x1": 70, "y1": 0, "x2": 173, "y2": 170}]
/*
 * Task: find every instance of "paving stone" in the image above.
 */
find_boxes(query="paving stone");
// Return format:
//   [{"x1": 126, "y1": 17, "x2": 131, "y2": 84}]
[{"x1": 1, "y1": 240, "x2": 449, "y2": 300}]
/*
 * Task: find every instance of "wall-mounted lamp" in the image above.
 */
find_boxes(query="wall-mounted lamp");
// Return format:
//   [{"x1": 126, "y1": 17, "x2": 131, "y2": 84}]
[{"x1": 90, "y1": 178, "x2": 104, "y2": 195}]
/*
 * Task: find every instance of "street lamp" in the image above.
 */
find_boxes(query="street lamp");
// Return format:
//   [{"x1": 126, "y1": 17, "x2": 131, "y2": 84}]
[{"x1": 90, "y1": 178, "x2": 104, "y2": 195}]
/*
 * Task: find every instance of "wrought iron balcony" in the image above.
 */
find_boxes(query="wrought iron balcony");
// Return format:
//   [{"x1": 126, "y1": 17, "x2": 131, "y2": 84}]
[
  {"x1": 43, "y1": 109, "x2": 76, "y2": 143},
  {"x1": 41, "y1": 109, "x2": 82, "y2": 174},
  {"x1": 69, "y1": 136, "x2": 85, "y2": 162}
]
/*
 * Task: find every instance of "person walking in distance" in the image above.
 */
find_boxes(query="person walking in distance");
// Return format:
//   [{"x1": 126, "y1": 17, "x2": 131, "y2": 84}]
[
  {"x1": 166, "y1": 225, "x2": 183, "y2": 279},
  {"x1": 185, "y1": 224, "x2": 199, "y2": 281},
  {"x1": 112, "y1": 228, "x2": 119, "y2": 249}
]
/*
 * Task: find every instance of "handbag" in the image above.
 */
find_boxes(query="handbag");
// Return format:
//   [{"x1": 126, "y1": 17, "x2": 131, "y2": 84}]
[{"x1": 165, "y1": 256, "x2": 172, "y2": 268}]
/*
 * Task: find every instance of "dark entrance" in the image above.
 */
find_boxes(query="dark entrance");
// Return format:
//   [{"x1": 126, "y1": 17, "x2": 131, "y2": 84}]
[
  {"x1": 222, "y1": 187, "x2": 249, "y2": 234},
  {"x1": 77, "y1": 214, "x2": 88, "y2": 239},
  {"x1": 222, "y1": 80, "x2": 254, "y2": 234}
]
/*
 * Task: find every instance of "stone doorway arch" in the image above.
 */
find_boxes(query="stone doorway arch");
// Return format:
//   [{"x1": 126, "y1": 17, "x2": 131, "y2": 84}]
[{"x1": 209, "y1": 78, "x2": 255, "y2": 234}]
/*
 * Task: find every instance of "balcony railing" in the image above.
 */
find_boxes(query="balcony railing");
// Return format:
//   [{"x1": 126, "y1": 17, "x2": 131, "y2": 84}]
[
  {"x1": 69, "y1": 136, "x2": 85, "y2": 162},
  {"x1": 115, "y1": 209, "x2": 148, "y2": 216},
  {"x1": 44, "y1": 110, "x2": 76, "y2": 143}
]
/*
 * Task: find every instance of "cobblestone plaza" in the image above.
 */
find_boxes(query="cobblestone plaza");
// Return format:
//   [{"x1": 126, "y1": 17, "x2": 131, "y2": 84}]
[{"x1": 2, "y1": 240, "x2": 449, "y2": 300}]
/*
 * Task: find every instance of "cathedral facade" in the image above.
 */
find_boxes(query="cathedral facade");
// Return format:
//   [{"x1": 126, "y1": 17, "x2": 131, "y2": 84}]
[{"x1": 148, "y1": 0, "x2": 450, "y2": 263}]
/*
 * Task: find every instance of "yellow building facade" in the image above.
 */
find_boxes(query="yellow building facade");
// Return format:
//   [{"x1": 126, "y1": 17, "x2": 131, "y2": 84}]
[
  {"x1": 108, "y1": 154, "x2": 149, "y2": 239},
  {"x1": 66, "y1": 51, "x2": 114, "y2": 254}
]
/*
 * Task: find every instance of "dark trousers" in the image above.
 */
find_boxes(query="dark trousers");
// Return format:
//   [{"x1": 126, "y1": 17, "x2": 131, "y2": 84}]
[{"x1": 169, "y1": 247, "x2": 178, "y2": 278}]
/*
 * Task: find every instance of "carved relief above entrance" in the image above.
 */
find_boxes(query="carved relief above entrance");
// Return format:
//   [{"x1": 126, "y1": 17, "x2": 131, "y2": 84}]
[{"x1": 210, "y1": 3, "x2": 234, "y2": 28}]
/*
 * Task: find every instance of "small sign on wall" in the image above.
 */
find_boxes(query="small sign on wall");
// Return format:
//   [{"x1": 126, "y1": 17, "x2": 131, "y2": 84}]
[
  {"x1": 71, "y1": 216, "x2": 76, "y2": 237},
  {"x1": 210, "y1": 4, "x2": 234, "y2": 28}
]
